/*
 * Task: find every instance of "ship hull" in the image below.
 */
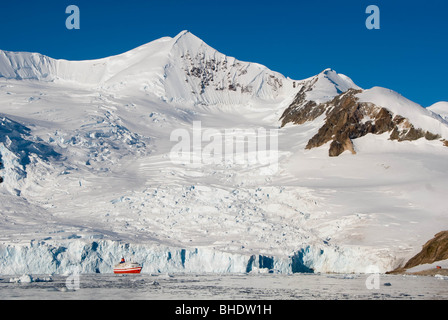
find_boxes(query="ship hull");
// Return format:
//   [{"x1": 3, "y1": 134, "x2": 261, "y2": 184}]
[{"x1": 113, "y1": 267, "x2": 142, "y2": 274}]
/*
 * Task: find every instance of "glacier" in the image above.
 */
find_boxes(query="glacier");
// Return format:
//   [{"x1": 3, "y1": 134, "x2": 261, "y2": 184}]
[
  {"x1": 0, "y1": 31, "x2": 448, "y2": 276},
  {"x1": 0, "y1": 239, "x2": 398, "y2": 275}
]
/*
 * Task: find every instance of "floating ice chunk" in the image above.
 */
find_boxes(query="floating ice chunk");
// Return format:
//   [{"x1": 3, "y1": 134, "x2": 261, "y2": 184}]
[
  {"x1": 435, "y1": 274, "x2": 448, "y2": 280},
  {"x1": 10, "y1": 274, "x2": 33, "y2": 283}
]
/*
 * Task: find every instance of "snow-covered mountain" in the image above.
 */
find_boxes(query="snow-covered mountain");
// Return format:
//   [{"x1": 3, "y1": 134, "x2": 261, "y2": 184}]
[
  {"x1": 0, "y1": 31, "x2": 293, "y2": 106},
  {"x1": 0, "y1": 31, "x2": 447, "y2": 275},
  {"x1": 280, "y1": 71, "x2": 448, "y2": 156}
]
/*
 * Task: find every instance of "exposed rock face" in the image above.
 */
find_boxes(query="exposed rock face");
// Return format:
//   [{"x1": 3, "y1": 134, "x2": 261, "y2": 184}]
[
  {"x1": 280, "y1": 88, "x2": 443, "y2": 157},
  {"x1": 171, "y1": 33, "x2": 287, "y2": 105},
  {"x1": 181, "y1": 51, "x2": 279, "y2": 96},
  {"x1": 389, "y1": 231, "x2": 448, "y2": 274},
  {"x1": 280, "y1": 77, "x2": 322, "y2": 126},
  {"x1": 403, "y1": 231, "x2": 448, "y2": 269}
]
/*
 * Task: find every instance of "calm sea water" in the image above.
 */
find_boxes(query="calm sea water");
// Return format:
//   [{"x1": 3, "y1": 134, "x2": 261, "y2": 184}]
[{"x1": 1, "y1": 273, "x2": 447, "y2": 300}]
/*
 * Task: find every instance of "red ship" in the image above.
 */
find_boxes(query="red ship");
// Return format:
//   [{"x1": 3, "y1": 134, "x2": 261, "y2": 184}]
[{"x1": 113, "y1": 260, "x2": 142, "y2": 274}]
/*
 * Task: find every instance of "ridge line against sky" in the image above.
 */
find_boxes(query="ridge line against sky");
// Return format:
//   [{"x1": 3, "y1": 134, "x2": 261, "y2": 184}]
[{"x1": 0, "y1": 0, "x2": 446, "y2": 107}]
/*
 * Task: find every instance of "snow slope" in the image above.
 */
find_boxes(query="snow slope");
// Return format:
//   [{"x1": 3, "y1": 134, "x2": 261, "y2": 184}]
[
  {"x1": 428, "y1": 101, "x2": 448, "y2": 121},
  {"x1": 0, "y1": 31, "x2": 448, "y2": 275}
]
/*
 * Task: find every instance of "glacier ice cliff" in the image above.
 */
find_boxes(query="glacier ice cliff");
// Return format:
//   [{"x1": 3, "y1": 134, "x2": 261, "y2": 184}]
[{"x1": 0, "y1": 239, "x2": 397, "y2": 275}]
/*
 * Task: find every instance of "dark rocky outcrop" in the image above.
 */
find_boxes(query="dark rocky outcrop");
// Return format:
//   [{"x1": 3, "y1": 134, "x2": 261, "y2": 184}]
[
  {"x1": 181, "y1": 50, "x2": 282, "y2": 98},
  {"x1": 280, "y1": 77, "x2": 323, "y2": 127},
  {"x1": 388, "y1": 231, "x2": 448, "y2": 275},
  {"x1": 280, "y1": 88, "x2": 444, "y2": 157},
  {"x1": 403, "y1": 231, "x2": 448, "y2": 269}
]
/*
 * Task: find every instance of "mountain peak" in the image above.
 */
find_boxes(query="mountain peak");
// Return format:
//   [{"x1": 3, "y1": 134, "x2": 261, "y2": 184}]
[
  {"x1": 163, "y1": 29, "x2": 291, "y2": 106},
  {"x1": 173, "y1": 30, "x2": 192, "y2": 40},
  {"x1": 291, "y1": 68, "x2": 360, "y2": 106},
  {"x1": 321, "y1": 68, "x2": 334, "y2": 74},
  {"x1": 172, "y1": 30, "x2": 204, "y2": 47}
]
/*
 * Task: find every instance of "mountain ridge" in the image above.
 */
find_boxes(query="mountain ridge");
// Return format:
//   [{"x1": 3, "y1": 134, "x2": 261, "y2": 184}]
[
  {"x1": 1, "y1": 30, "x2": 448, "y2": 158},
  {"x1": 0, "y1": 31, "x2": 294, "y2": 106}
]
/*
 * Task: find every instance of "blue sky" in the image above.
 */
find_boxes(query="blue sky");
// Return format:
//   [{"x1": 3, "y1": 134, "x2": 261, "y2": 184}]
[{"x1": 0, "y1": 0, "x2": 446, "y2": 106}]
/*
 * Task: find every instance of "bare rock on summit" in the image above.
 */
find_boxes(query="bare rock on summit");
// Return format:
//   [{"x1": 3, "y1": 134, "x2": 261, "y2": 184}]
[
  {"x1": 281, "y1": 88, "x2": 443, "y2": 157},
  {"x1": 279, "y1": 77, "x2": 323, "y2": 127}
]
